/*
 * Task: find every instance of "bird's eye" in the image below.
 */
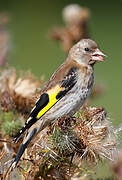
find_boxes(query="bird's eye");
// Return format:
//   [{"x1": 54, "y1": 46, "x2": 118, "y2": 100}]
[{"x1": 84, "y1": 48, "x2": 90, "y2": 52}]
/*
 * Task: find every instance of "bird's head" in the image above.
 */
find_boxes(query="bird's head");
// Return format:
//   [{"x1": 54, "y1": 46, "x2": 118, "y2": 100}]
[{"x1": 69, "y1": 39, "x2": 106, "y2": 66}]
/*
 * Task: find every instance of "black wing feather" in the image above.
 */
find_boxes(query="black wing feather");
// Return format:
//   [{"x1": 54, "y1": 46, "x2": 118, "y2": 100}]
[
  {"x1": 56, "y1": 67, "x2": 77, "y2": 99},
  {"x1": 14, "y1": 93, "x2": 49, "y2": 142},
  {"x1": 30, "y1": 93, "x2": 49, "y2": 117}
]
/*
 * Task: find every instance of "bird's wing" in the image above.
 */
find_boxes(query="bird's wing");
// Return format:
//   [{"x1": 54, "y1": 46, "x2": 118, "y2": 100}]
[{"x1": 14, "y1": 65, "x2": 78, "y2": 143}]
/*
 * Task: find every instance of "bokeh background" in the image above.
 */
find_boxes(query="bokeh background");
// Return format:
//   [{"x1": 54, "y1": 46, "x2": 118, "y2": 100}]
[{"x1": 0, "y1": 0, "x2": 122, "y2": 125}]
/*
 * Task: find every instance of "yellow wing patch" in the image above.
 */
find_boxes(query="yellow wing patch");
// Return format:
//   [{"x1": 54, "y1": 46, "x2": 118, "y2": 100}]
[{"x1": 37, "y1": 85, "x2": 64, "y2": 119}]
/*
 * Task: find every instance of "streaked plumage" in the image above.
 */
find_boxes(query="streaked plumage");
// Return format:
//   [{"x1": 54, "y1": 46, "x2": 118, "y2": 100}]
[{"x1": 12, "y1": 39, "x2": 106, "y2": 168}]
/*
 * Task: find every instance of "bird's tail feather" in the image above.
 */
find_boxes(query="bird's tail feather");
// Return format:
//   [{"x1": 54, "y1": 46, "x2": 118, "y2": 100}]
[
  {"x1": 12, "y1": 128, "x2": 37, "y2": 169},
  {"x1": 13, "y1": 117, "x2": 37, "y2": 143}
]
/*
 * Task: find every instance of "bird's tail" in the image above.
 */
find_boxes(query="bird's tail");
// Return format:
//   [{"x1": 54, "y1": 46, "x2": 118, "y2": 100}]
[
  {"x1": 13, "y1": 117, "x2": 38, "y2": 143},
  {"x1": 12, "y1": 128, "x2": 37, "y2": 169}
]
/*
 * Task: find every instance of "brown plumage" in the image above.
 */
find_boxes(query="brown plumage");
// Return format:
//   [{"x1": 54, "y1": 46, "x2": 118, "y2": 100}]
[{"x1": 45, "y1": 60, "x2": 83, "y2": 91}]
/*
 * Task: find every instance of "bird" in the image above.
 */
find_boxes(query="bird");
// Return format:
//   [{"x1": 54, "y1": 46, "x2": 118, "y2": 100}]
[{"x1": 12, "y1": 39, "x2": 106, "y2": 169}]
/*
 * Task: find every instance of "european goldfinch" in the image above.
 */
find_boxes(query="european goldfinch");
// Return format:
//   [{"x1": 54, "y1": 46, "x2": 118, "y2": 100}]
[{"x1": 12, "y1": 39, "x2": 106, "y2": 168}]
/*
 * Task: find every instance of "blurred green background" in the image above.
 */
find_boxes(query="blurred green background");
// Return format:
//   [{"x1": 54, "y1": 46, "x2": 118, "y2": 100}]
[{"x1": 0, "y1": 0, "x2": 122, "y2": 125}]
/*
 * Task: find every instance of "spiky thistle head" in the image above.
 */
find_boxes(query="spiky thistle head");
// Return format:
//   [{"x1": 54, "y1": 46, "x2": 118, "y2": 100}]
[
  {"x1": 74, "y1": 107, "x2": 118, "y2": 163},
  {"x1": 0, "y1": 68, "x2": 44, "y2": 114},
  {"x1": 62, "y1": 4, "x2": 89, "y2": 26},
  {"x1": 48, "y1": 107, "x2": 119, "y2": 164}
]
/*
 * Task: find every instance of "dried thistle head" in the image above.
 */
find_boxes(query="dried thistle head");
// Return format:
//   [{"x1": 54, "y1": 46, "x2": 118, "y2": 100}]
[
  {"x1": 0, "y1": 68, "x2": 44, "y2": 114},
  {"x1": 62, "y1": 4, "x2": 89, "y2": 26},
  {"x1": 4, "y1": 107, "x2": 120, "y2": 180},
  {"x1": 48, "y1": 107, "x2": 118, "y2": 165},
  {"x1": 0, "y1": 68, "x2": 41, "y2": 97},
  {"x1": 74, "y1": 107, "x2": 117, "y2": 164},
  {"x1": 50, "y1": 4, "x2": 90, "y2": 53}
]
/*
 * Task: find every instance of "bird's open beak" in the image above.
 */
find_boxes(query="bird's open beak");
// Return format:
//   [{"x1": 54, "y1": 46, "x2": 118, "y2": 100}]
[{"x1": 91, "y1": 48, "x2": 107, "y2": 62}]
